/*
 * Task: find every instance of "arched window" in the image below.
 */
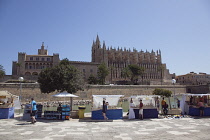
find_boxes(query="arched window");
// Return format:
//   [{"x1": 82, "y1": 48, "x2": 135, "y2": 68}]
[
  {"x1": 32, "y1": 72, "x2": 38, "y2": 75},
  {"x1": 25, "y1": 72, "x2": 31, "y2": 75}
]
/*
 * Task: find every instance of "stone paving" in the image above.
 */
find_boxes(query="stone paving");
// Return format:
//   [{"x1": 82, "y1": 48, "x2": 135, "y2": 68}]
[{"x1": 0, "y1": 113, "x2": 210, "y2": 140}]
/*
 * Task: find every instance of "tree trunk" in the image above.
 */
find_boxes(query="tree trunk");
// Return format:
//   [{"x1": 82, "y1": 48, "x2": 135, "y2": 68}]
[{"x1": 168, "y1": 97, "x2": 171, "y2": 110}]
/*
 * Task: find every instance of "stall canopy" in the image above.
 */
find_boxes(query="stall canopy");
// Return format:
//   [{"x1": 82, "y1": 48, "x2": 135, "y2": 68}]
[
  {"x1": 52, "y1": 92, "x2": 79, "y2": 111},
  {"x1": 0, "y1": 91, "x2": 20, "y2": 109},
  {"x1": 0, "y1": 91, "x2": 18, "y2": 98},
  {"x1": 92, "y1": 95, "x2": 124, "y2": 110},
  {"x1": 130, "y1": 95, "x2": 160, "y2": 108}
]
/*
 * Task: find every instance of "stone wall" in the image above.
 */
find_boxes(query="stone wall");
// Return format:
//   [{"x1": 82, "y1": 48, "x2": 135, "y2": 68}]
[{"x1": 0, "y1": 83, "x2": 187, "y2": 102}]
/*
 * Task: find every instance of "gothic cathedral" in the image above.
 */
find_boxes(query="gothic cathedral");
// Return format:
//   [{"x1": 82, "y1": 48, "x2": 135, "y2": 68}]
[{"x1": 91, "y1": 35, "x2": 173, "y2": 84}]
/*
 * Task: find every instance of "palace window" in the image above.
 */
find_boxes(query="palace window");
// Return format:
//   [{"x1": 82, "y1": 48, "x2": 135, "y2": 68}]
[
  {"x1": 36, "y1": 57, "x2": 39, "y2": 61},
  {"x1": 41, "y1": 66, "x2": 45, "y2": 69},
  {"x1": 42, "y1": 58, "x2": 45, "y2": 61},
  {"x1": 47, "y1": 58, "x2": 51, "y2": 61},
  {"x1": 30, "y1": 57, "x2": 33, "y2": 61}
]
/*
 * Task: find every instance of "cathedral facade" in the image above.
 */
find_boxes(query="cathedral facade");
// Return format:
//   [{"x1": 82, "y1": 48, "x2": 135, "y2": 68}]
[{"x1": 91, "y1": 35, "x2": 174, "y2": 84}]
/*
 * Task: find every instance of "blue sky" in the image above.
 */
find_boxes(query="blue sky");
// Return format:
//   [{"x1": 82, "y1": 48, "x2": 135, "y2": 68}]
[{"x1": 0, "y1": 0, "x2": 210, "y2": 76}]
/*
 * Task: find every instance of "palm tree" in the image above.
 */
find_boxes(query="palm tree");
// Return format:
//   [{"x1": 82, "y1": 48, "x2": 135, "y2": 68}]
[{"x1": 0, "y1": 65, "x2": 5, "y2": 79}]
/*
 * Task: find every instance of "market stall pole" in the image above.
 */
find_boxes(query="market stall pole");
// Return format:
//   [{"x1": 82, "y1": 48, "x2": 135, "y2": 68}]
[
  {"x1": 91, "y1": 95, "x2": 124, "y2": 120},
  {"x1": 172, "y1": 79, "x2": 176, "y2": 108},
  {"x1": 18, "y1": 77, "x2": 24, "y2": 114}
]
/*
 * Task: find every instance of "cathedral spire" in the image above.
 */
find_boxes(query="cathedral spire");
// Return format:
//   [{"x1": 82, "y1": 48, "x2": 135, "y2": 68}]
[
  {"x1": 92, "y1": 40, "x2": 95, "y2": 46},
  {"x1": 96, "y1": 34, "x2": 100, "y2": 43},
  {"x1": 95, "y1": 34, "x2": 101, "y2": 48},
  {"x1": 159, "y1": 49, "x2": 161, "y2": 54},
  {"x1": 103, "y1": 41, "x2": 106, "y2": 49}
]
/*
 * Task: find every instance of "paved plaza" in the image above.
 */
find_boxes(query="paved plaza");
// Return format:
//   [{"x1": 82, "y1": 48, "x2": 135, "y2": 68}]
[{"x1": 0, "y1": 113, "x2": 210, "y2": 140}]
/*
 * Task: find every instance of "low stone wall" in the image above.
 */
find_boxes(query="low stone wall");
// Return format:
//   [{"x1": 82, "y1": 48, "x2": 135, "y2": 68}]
[{"x1": 0, "y1": 83, "x2": 187, "y2": 102}]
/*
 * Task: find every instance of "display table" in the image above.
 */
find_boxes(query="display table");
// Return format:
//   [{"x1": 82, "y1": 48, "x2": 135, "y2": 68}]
[
  {"x1": 0, "y1": 107, "x2": 14, "y2": 119},
  {"x1": 189, "y1": 106, "x2": 210, "y2": 116},
  {"x1": 133, "y1": 108, "x2": 158, "y2": 119},
  {"x1": 92, "y1": 109, "x2": 123, "y2": 120},
  {"x1": 44, "y1": 105, "x2": 70, "y2": 120}
]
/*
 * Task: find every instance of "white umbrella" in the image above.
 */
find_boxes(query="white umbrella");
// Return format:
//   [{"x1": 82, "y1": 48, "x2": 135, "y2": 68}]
[{"x1": 52, "y1": 92, "x2": 79, "y2": 111}]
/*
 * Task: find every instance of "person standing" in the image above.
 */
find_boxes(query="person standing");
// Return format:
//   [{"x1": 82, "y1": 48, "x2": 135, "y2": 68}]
[
  {"x1": 30, "y1": 98, "x2": 37, "y2": 124},
  {"x1": 198, "y1": 99, "x2": 204, "y2": 116},
  {"x1": 163, "y1": 102, "x2": 168, "y2": 115},
  {"x1": 139, "y1": 100, "x2": 143, "y2": 120},
  {"x1": 161, "y1": 97, "x2": 166, "y2": 114},
  {"x1": 177, "y1": 99, "x2": 180, "y2": 108},
  {"x1": 156, "y1": 97, "x2": 160, "y2": 110},
  {"x1": 102, "y1": 98, "x2": 108, "y2": 120},
  {"x1": 128, "y1": 98, "x2": 135, "y2": 119}
]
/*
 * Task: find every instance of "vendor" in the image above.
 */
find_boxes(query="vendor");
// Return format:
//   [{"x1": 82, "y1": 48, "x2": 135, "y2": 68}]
[
  {"x1": 198, "y1": 99, "x2": 204, "y2": 116},
  {"x1": 190, "y1": 96, "x2": 193, "y2": 105},
  {"x1": 57, "y1": 103, "x2": 62, "y2": 112}
]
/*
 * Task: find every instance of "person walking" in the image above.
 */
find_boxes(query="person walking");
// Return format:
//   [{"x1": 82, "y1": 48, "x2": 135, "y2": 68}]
[
  {"x1": 102, "y1": 98, "x2": 108, "y2": 120},
  {"x1": 30, "y1": 98, "x2": 37, "y2": 124},
  {"x1": 139, "y1": 100, "x2": 144, "y2": 120}
]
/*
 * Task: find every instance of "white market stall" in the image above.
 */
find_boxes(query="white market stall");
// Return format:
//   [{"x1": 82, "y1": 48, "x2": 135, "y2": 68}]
[
  {"x1": 92, "y1": 95, "x2": 124, "y2": 120},
  {"x1": 180, "y1": 93, "x2": 210, "y2": 116},
  {"x1": 0, "y1": 91, "x2": 19, "y2": 119},
  {"x1": 129, "y1": 95, "x2": 160, "y2": 119}
]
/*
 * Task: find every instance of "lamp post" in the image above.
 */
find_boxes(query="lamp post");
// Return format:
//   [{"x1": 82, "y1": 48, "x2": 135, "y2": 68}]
[
  {"x1": 172, "y1": 79, "x2": 176, "y2": 108},
  {"x1": 18, "y1": 77, "x2": 24, "y2": 113}
]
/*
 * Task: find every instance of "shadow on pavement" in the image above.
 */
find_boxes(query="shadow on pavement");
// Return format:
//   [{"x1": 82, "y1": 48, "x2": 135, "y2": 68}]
[
  {"x1": 14, "y1": 114, "x2": 66, "y2": 124},
  {"x1": 78, "y1": 117, "x2": 113, "y2": 122}
]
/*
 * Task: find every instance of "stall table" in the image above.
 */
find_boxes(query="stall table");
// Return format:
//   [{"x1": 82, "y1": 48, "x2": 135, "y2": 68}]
[
  {"x1": 0, "y1": 107, "x2": 14, "y2": 119},
  {"x1": 189, "y1": 106, "x2": 210, "y2": 116},
  {"x1": 92, "y1": 108, "x2": 123, "y2": 120},
  {"x1": 133, "y1": 108, "x2": 158, "y2": 119}
]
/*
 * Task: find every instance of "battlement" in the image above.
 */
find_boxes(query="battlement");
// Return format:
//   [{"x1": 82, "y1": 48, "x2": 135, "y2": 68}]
[{"x1": 69, "y1": 61, "x2": 99, "y2": 65}]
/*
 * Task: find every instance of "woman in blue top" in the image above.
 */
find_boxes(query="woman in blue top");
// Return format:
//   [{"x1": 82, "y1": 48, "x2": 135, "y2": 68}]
[{"x1": 31, "y1": 98, "x2": 37, "y2": 124}]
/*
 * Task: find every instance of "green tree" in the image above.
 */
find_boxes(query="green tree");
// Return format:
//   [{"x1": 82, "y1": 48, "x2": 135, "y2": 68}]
[
  {"x1": 88, "y1": 74, "x2": 98, "y2": 84},
  {"x1": 0, "y1": 65, "x2": 5, "y2": 79},
  {"x1": 122, "y1": 64, "x2": 145, "y2": 84},
  {"x1": 38, "y1": 58, "x2": 84, "y2": 93},
  {"x1": 121, "y1": 67, "x2": 131, "y2": 80},
  {"x1": 153, "y1": 88, "x2": 172, "y2": 109},
  {"x1": 97, "y1": 63, "x2": 109, "y2": 85}
]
